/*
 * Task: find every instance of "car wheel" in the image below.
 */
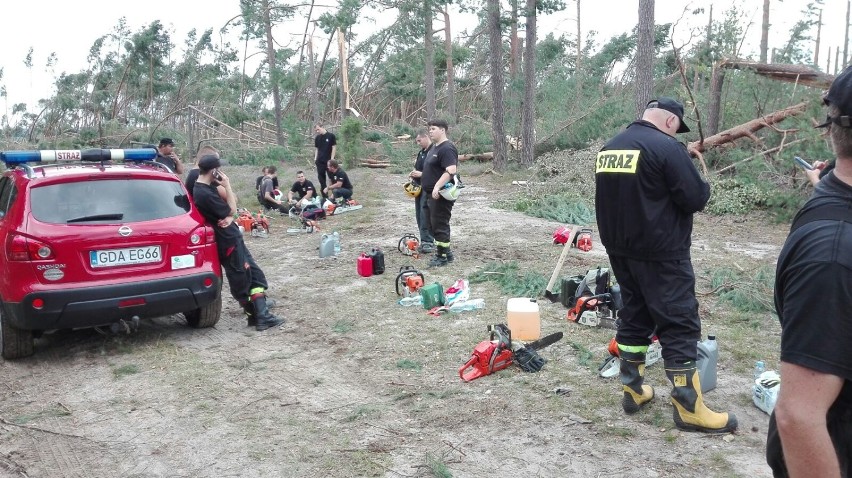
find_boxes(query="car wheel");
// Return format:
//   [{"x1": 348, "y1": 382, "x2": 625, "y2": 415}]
[
  {"x1": 0, "y1": 301, "x2": 34, "y2": 359},
  {"x1": 184, "y1": 289, "x2": 222, "y2": 329}
]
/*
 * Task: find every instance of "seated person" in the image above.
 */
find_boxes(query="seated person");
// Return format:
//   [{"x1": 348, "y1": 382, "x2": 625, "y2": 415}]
[
  {"x1": 255, "y1": 166, "x2": 279, "y2": 191},
  {"x1": 257, "y1": 166, "x2": 288, "y2": 213},
  {"x1": 287, "y1": 170, "x2": 317, "y2": 210},
  {"x1": 324, "y1": 160, "x2": 353, "y2": 203}
]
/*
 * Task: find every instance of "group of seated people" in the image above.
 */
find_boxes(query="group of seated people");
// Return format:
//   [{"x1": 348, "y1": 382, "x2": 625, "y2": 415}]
[{"x1": 256, "y1": 161, "x2": 354, "y2": 215}]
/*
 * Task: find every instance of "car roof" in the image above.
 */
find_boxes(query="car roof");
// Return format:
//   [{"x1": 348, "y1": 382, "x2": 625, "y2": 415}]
[{"x1": 10, "y1": 163, "x2": 177, "y2": 182}]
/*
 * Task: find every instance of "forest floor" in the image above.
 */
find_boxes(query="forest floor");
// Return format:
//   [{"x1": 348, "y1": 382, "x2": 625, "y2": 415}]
[{"x1": 0, "y1": 152, "x2": 789, "y2": 477}]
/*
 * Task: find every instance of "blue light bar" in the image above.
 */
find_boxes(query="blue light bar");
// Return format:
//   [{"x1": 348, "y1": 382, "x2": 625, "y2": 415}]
[{"x1": 0, "y1": 148, "x2": 158, "y2": 165}]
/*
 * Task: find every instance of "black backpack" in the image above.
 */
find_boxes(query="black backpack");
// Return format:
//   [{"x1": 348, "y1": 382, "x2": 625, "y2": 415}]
[{"x1": 300, "y1": 204, "x2": 326, "y2": 221}]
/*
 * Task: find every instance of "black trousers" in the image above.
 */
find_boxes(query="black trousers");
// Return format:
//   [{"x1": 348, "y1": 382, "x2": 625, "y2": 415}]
[
  {"x1": 767, "y1": 406, "x2": 852, "y2": 477},
  {"x1": 218, "y1": 239, "x2": 268, "y2": 304},
  {"x1": 260, "y1": 199, "x2": 288, "y2": 213},
  {"x1": 425, "y1": 195, "x2": 454, "y2": 245},
  {"x1": 608, "y1": 255, "x2": 701, "y2": 363},
  {"x1": 415, "y1": 192, "x2": 434, "y2": 244},
  {"x1": 331, "y1": 188, "x2": 352, "y2": 201},
  {"x1": 315, "y1": 161, "x2": 333, "y2": 198}
]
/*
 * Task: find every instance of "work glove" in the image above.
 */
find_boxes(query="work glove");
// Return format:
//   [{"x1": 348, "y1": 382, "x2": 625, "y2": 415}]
[{"x1": 514, "y1": 347, "x2": 547, "y2": 373}]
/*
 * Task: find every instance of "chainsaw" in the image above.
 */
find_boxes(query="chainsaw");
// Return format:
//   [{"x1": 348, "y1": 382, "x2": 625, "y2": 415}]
[
  {"x1": 459, "y1": 324, "x2": 513, "y2": 382},
  {"x1": 459, "y1": 325, "x2": 564, "y2": 381},
  {"x1": 397, "y1": 233, "x2": 420, "y2": 258},
  {"x1": 286, "y1": 216, "x2": 321, "y2": 234},
  {"x1": 395, "y1": 265, "x2": 425, "y2": 296},
  {"x1": 598, "y1": 337, "x2": 663, "y2": 378},
  {"x1": 566, "y1": 293, "x2": 618, "y2": 329}
]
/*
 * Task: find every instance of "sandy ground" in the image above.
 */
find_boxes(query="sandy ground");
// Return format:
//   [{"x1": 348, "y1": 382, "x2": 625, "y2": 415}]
[{"x1": 0, "y1": 160, "x2": 790, "y2": 477}]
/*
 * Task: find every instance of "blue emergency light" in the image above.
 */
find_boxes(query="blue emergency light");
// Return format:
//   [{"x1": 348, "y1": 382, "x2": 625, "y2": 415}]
[{"x1": 0, "y1": 148, "x2": 158, "y2": 165}]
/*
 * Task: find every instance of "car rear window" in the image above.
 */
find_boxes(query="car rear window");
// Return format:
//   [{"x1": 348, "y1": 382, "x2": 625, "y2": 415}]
[{"x1": 30, "y1": 178, "x2": 191, "y2": 224}]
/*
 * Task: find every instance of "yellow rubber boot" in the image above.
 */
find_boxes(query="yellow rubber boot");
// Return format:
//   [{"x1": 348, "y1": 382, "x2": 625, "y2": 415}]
[
  {"x1": 665, "y1": 365, "x2": 738, "y2": 433},
  {"x1": 619, "y1": 349, "x2": 655, "y2": 414}
]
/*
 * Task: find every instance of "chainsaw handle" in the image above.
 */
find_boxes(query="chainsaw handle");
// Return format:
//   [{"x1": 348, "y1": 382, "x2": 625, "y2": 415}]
[{"x1": 459, "y1": 356, "x2": 484, "y2": 382}]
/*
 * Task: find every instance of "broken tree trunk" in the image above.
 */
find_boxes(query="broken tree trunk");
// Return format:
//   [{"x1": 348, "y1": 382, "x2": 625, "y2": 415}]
[
  {"x1": 718, "y1": 59, "x2": 834, "y2": 88},
  {"x1": 458, "y1": 152, "x2": 494, "y2": 161},
  {"x1": 687, "y1": 101, "x2": 808, "y2": 175}
]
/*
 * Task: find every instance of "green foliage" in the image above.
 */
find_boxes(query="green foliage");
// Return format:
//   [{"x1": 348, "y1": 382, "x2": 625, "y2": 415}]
[
  {"x1": 708, "y1": 265, "x2": 775, "y2": 314},
  {"x1": 511, "y1": 193, "x2": 594, "y2": 225},
  {"x1": 569, "y1": 342, "x2": 594, "y2": 367},
  {"x1": 112, "y1": 364, "x2": 141, "y2": 379},
  {"x1": 705, "y1": 178, "x2": 771, "y2": 215},
  {"x1": 469, "y1": 262, "x2": 548, "y2": 297},
  {"x1": 425, "y1": 454, "x2": 453, "y2": 478},
  {"x1": 396, "y1": 359, "x2": 422, "y2": 371},
  {"x1": 339, "y1": 117, "x2": 364, "y2": 169}
]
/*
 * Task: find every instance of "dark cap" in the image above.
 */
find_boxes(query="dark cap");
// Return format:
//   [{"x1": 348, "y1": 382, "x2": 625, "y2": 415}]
[
  {"x1": 817, "y1": 66, "x2": 852, "y2": 128},
  {"x1": 197, "y1": 154, "x2": 221, "y2": 172},
  {"x1": 159, "y1": 137, "x2": 175, "y2": 147},
  {"x1": 646, "y1": 97, "x2": 690, "y2": 133}
]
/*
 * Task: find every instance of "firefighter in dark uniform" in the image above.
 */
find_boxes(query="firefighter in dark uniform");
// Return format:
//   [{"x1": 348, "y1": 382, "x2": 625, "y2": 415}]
[
  {"x1": 595, "y1": 97, "x2": 737, "y2": 434},
  {"x1": 421, "y1": 119, "x2": 458, "y2": 267}
]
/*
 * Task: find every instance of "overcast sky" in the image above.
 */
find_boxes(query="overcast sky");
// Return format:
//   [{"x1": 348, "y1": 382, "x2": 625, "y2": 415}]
[{"x1": 0, "y1": 0, "x2": 846, "y2": 114}]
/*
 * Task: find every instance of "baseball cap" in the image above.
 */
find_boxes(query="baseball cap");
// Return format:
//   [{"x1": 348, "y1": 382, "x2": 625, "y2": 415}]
[
  {"x1": 159, "y1": 137, "x2": 175, "y2": 147},
  {"x1": 646, "y1": 97, "x2": 691, "y2": 133},
  {"x1": 817, "y1": 66, "x2": 852, "y2": 128},
  {"x1": 197, "y1": 154, "x2": 221, "y2": 171}
]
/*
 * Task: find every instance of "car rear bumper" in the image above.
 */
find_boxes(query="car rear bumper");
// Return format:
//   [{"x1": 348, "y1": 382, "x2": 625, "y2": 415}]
[{"x1": 5, "y1": 272, "x2": 221, "y2": 331}]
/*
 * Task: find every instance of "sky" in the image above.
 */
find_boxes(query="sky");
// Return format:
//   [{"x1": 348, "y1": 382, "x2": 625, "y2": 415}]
[{"x1": 0, "y1": 0, "x2": 847, "y2": 115}]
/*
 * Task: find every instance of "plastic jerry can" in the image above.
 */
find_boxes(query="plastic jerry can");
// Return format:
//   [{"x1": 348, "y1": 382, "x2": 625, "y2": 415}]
[
  {"x1": 369, "y1": 248, "x2": 385, "y2": 275},
  {"x1": 696, "y1": 335, "x2": 718, "y2": 393},
  {"x1": 506, "y1": 298, "x2": 541, "y2": 341},
  {"x1": 319, "y1": 234, "x2": 336, "y2": 258},
  {"x1": 419, "y1": 282, "x2": 445, "y2": 309},
  {"x1": 357, "y1": 253, "x2": 373, "y2": 277}
]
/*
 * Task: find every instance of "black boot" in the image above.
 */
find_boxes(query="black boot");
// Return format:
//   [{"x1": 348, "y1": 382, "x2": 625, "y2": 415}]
[
  {"x1": 665, "y1": 362, "x2": 737, "y2": 433},
  {"x1": 251, "y1": 294, "x2": 284, "y2": 331},
  {"x1": 428, "y1": 246, "x2": 449, "y2": 268},
  {"x1": 241, "y1": 301, "x2": 257, "y2": 327},
  {"x1": 620, "y1": 349, "x2": 654, "y2": 414},
  {"x1": 445, "y1": 249, "x2": 454, "y2": 263}
]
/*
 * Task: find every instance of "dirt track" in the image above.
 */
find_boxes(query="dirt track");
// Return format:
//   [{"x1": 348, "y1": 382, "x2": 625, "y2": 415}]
[{"x1": 0, "y1": 161, "x2": 789, "y2": 477}]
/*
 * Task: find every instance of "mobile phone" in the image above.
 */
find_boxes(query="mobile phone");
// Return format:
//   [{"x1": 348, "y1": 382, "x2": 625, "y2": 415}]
[
  {"x1": 793, "y1": 156, "x2": 814, "y2": 171},
  {"x1": 214, "y1": 169, "x2": 223, "y2": 181}
]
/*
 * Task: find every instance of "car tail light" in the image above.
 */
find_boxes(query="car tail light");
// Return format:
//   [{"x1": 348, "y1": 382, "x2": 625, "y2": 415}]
[
  {"x1": 189, "y1": 225, "x2": 215, "y2": 245},
  {"x1": 7, "y1": 234, "x2": 55, "y2": 261},
  {"x1": 31, "y1": 298, "x2": 45, "y2": 309},
  {"x1": 119, "y1": 298, "x2": 146, "y2": 308},
  {"x1": 203, "y1": 277, "x2": 214, "y2": 287}
]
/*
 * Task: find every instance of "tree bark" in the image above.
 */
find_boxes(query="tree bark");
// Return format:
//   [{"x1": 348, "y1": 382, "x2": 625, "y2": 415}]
[
  {"x1": 520, "y1": 0, "x2": 536, "y2": 165},
  {"x1": 510, "y1": 0, "x2": 519, "y2": 77},
  {"x1": 308, "y1": 30, "x2": 319, "y2": 126},
  {"x1": 707, "y1": 64, "x2": 725, "y2": 136},
  {"x1": 635, "y1": 0, "x2": 654, "y2": 118},
  {"x1": 262, "y1": 0, "x2": 285, "y2": 146},
  {"x1": 814, "y1": 8, "x2": 822, "y2": 67},
  {"x1": 760, "y1": 0, "x2": 770, "y2": 64},
  {"x1": 487, "y1": 0, "x2": 507, "y2": 171},
  {"x1": 688, "y1": 101, "x2": 808, "y2": 155},
  {"x1": 845, "y1": 0, "x2": 851, "y2": 68},
  {"x1": 443, "y1": 6, "x2": 456, "y2": 123},
  {"x1": 424, "y1": 0, "x2": 436, "y2": 120},
  {"x1": 718, "y1": 59, "x2": 833, "y2": 88}
]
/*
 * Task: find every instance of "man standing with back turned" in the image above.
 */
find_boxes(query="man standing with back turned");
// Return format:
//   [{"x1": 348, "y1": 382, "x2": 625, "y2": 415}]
[
  {"x1": 595, "y1": 97, "x2": 737, "y2": 434},
  {"x1": 314, "y1": 124, "x2": 337, "y2": 201},
  {"x1": 767, "y1": 66, "x2": 852, "y2": 478}
]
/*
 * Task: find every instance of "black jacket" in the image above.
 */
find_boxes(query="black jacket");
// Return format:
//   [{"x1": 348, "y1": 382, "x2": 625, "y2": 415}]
[{"x1": 594, "y1": 120, "x2": 710, "y2": 261}]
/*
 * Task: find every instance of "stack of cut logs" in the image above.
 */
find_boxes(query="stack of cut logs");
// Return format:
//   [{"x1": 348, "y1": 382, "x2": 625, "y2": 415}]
[{"x1": 361, "y1": 157, "x2": 391, "y2": 168}]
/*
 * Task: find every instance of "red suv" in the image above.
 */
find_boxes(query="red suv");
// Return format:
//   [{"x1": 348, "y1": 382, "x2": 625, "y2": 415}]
[{"x1": 0, "y1": 148, "x2": 222, "y2": 359}]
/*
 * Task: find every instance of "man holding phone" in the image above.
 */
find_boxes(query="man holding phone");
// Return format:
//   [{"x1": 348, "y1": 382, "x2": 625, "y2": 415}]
[{"x1": 192, "y1": 151, "x2": 284, "y2": 332}]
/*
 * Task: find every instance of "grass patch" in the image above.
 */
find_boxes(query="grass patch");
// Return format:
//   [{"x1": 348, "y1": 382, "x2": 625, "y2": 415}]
[
  {"x1": 507, "y1": 192, "x2": 594, "y2": 224},
  {"x1": 425, "y1": 453, "x2": 453, "y2": 478},
  {"x1": 469, "y1": 261, "x2": 548, "y2": 297},
  {"x1": 11, "y1": 404, "x2": 72, "y2": 424},
  {"x1": 332, "y1": 319, "x2": 356, "y2": 334},
  {"x1": 112, "y1": 364, "x2": 141, "y2": 379},
  {"x1": 344, "y1": 405, "x2": 381, "y2": 422},
  {"x1": 396, "y1": 359, "x2": 422, "y2": 371},
  {"x1": 569, "y1": 341, "x2": 594, "y2": 368}
]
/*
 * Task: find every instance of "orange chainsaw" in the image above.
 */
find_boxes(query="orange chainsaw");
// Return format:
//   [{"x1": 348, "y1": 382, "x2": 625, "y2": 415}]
[{"x1": 397, "y1": 233, "x2": 420, "y2": 258}]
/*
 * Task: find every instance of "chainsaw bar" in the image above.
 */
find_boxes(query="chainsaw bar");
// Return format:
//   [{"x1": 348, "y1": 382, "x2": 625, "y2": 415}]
[{"x1": 522, "y1": 331, "x2": 563, "y2": 351}]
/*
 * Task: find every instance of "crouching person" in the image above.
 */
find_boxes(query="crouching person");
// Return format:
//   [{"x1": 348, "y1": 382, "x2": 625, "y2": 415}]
[{"x1": 192, "y1": 152, "x2": 284, "y2": 331}]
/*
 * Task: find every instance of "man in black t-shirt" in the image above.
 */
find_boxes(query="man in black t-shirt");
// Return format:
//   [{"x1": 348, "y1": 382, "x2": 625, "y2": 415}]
[
  {"x1": 421, "y1": 119, "x2": 458, "y2": 267},
  {"x1": 287, "y1": 170, "x2": 317, "y2": 210},
  {"x1": 314, "y1": 124, "x2": 337, "y2": 200},
  {"x1": 767, "y1": 66, "x2": 852, "y2": 478},
  {"x1": 408, "y1": 131, "x2": 435, "y2": 253},
  {"x1": 324, "y1": 160, "x2": 353, "y2": 202},
  {"x1": 257, "y1": 166, "x2": 287, "y2": 214},
  {"x1": 155, "y1": 137, "x2": 185, "y2": 175},
  {"x1": 192, "y1": 151, "x2": 283, "y2": 332}
]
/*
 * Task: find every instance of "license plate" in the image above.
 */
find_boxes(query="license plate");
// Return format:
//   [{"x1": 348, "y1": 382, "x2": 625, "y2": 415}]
[{"x1": 90, "y1": 246, "x2": 162, "y2": 268}]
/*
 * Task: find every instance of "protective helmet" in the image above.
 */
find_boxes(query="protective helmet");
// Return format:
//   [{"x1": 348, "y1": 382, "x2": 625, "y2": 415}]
[
  {"x1": 438, "y1": 175, "x2": 460, "y2": 201},
  {"x1": 403, "y1": 180, "x2": 421, "y2": 198},
  {"x1": 272, "y1": 189, "x2": 283, "y2": 202}
]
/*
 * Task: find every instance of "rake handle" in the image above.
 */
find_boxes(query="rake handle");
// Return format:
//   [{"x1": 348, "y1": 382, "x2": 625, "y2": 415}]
[{"x1": 545, "y1": 226, "x2": 578, "y2": 292}]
